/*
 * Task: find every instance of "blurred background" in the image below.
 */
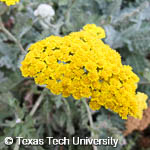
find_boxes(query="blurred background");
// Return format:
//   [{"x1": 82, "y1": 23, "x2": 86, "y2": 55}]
[{"x1": 0, "y1": 0, "x2": 150, "y2": 150}]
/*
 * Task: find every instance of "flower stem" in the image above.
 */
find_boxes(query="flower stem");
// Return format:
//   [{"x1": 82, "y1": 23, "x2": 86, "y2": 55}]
[
  {"x1": 29, "y1": 88, "x2": 46, "y2": 116},
  {"x1": 83, "y1": 99, "x2": 98, "y2": 150},
  {"x1": 0, "y1": 17, "x2": 25, "y2": 54}
]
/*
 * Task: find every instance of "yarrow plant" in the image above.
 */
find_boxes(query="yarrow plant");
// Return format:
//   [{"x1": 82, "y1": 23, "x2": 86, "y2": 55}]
[
  {"x1": 20, "y1": 24, "x2": 148, "y2": 119},
  {"x1": 0, "y1": 0, "x2": 19, "y2": 6}
]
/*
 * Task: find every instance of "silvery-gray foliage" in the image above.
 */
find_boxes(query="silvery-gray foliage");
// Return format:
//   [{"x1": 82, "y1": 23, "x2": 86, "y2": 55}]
[{"x1": 0, "y1": 0, "x2": 150, "y2": 150}]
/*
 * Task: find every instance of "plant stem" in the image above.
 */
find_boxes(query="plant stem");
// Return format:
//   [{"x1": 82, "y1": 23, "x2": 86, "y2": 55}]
[
  {"x1": 83, "y1": 99, "x2": 98, "y2": 150},
  {"x1": 83, "y1": 100, "x2": 94, "y2": 135},
  {"x1": 29, "y1": 88, "x2": 46, "y2": 117},
  {"x1": 0, "y1": 17, "x2": 25, "y2": 53},
  {"x1": 13, "y1": 138, "x2": 20, "y2": 150}
]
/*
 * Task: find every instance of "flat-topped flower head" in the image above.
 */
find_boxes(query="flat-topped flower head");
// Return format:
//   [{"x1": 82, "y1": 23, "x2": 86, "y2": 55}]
[
  {"x1": 0, "y1": 0, "x2": 20, "y2": 6},
  {"x1": 20, "y1": 24, "x2": 148, "y2": 119}
]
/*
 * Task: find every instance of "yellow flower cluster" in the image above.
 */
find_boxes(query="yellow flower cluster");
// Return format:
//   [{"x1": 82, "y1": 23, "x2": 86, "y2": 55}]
[
  {"x1": 20, "y1": 24, "x2": 148, "y2": 119},
  {"x1": 0, "y1": 0, "x2": 20, "y2": 6}
]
